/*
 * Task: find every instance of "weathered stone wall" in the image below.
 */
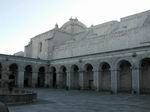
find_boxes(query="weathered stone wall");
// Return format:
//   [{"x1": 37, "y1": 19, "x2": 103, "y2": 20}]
[
  {"x1": 52, "y1": 10, "x2": 150, "y2": 59},
  {"x1": 50, "y1": 45, "x2": 150, "y2": 94},
  {"x1": 24, "y1": 41, "x2": 32, "y2": 57},
  {"x1": 24, "y1": 10, "x2": 150, "y2": 61}
]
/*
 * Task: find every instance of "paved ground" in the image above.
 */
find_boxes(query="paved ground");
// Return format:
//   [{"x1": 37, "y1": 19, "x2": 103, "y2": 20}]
[{"x1": 8, "y1": 89, "x2": 150, "y2": 112}]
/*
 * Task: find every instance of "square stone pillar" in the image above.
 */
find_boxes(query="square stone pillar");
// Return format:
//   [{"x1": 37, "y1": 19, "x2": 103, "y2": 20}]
[
  {"x1": 18, "y1": 71, "x2": 24, "y2": 88},
  {"x1": 132, "y1": 67, "x2": 140, "y2": 94},
  {"x1": 79, "y1": 70, "x2": 84, "y2": 89},
  {"x1": 48, "y1": 72, "x2": 53, "y2": 88},
  {"x1": 32, "y1": 72, "x2": 38, "y2": 88},
  {"x1": 56, "y1": 72, "x2": 61, "y2": 88},
  {"x1": 1, "y1": 63, "x2": 9, "y2": 88},
  {"x1": 45, "y1": 73, "x2": 49, "y2": 88},
  {"x1": 93, "y1": 70, "x2": 100, "y2": 91},
  {"x1": 69, "y1": 72, "x2": 74, "y2": 89},
  {"x1": 67, "y1": 71, "x2": 71, "y2": 89},
  {"x1": 99, "y1": 70, "x2": 103, "y2": 91},
  {"x1": 17, "y1": 66, "x2": 25, "y2": 88},
  {"x1": 111, "y1": 69, "x2": 118, "y2": 94},
  {"x1": 45, "y1": 69, "x2": 51, "y2": 88}
]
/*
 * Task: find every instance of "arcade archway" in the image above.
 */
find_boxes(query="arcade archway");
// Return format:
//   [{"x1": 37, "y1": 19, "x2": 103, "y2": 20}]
[
  {"x1": 71, "y1": 65, "x2": 80, "y2": 89},
  {"x1": 140, "y1": 58, "x2": 150, "y2": 93},
  {"x1": 51, "y1": 67, "x2": 57, "y2": 88},
  {"x1": 9, "y1": 64, "x2": 18, "y2": 87},
  {"x1": 59, "y1": 66, "x2": 67, "y2": 88},
  {"x1": 100, "y1": 63, "x2": 111, "y2": 91},
  {"x1": 38, "y1": 67, "x2": 45, "y2": 87},
  {"x1": 118, "y1": 60, "x2": 132, "y2": 93},
  {"x1": 24, "y1": 65, "x2": 32, "y2": 87},
  {"x1": 84, "y1": 64, "x2": 94, "y2": 90}
]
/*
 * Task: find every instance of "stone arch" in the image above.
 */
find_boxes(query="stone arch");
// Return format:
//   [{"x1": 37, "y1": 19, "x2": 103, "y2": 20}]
[
  {"x1": 59, "y1": 66, "x2": 67, "y2": 88},
  {"x1": 9, "y1": 63, "x2": 18, "y2": 87},
  {"x1": 70, "y1": 64, "x2": 80, "y2": 89},
  {"x1": 140, "y1": 58, "x2": 150, "y2": 93},
  {"x1": 24, "y1": 65, "x2": 32, "y2": 87},
  {"x1": 99, "y1": 62, "x2": 111, "y2": 91},
  {"x1": 114, "y1": 58, "x2": 133, "y2": 70},
  {"x1": 117, "y1": 60, "x2": 132, "y2": 93},
  {"x1": 84, "y1": 63, "x2": 94, "y2": 90},
  {"x1": 50, "y1": 66, "x2": 57, "y2": 88},
  {"x1": 38, "y1": 66, "x2": 45, "y2": 87},
  {"x1": 99, "y1": 60, "x2": 111, "y2": 69}
]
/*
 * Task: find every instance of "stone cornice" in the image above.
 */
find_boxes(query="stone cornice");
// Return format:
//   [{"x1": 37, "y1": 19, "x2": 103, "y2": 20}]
[
  {"x1": 51, "y1": 45, "x2": 150, "y2": 63},
  {"x1": 0, "y1": 54, "x2": 48, "y2": 63}
]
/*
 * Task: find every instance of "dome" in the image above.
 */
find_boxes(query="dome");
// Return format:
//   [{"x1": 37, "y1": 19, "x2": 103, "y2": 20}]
[{"x1": 61, "y1": 18, "x2": 87, "y2": 34}]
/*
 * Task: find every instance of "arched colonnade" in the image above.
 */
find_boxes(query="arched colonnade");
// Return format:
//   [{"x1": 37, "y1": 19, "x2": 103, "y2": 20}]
[{"x1": 0, "y1": 57, "x2": 150, "y2": 94}]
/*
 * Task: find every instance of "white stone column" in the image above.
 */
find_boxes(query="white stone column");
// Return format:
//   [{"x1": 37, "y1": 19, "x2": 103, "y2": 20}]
[
  {"x1": 49, "y1": 71, "x2": 53, "y2": 88},
  {"x1": 1, "y1": 63, "x2": 9, "y2": 88},
  {"x1": 67, "y1": 71, "x2": 71, "y2": 89},
  {"x1": 98, "y1": 70, "x2": 102, "y2": 91},
  {"x1": 45, "y1": 68, "x2": 51, "y2": 88},
  {"x1": 69, "y1": 71, "x2": 74, "y2": 89},
  {"x1": 32, "y1": 67, "x2": 38, "y2": 88},
  {"x1": 32, "y1": 72, "x2": 38, "y2": 88},
  {"x1": 79, "y1": 70, "x2": 84, "y2": 89},
  {"x1": 132, "y1": 66, "x2": 140, "y2": 94},
  {"x1": 111, "y1": 69, "x2": 118, "y2": 94},
  {"x1": 17, "y1": 66, "x2": 24, "y2": 88},
  {"x1": 93, "y1": 68, "x2": 100, "y2": 91},
  {"x1": 56, "y1": 71, "x2": 61, "y2": 88}
]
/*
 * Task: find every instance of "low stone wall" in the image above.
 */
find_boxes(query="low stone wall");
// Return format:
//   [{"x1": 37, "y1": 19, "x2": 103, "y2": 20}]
[
  {"x1": 0, "y1": 102, "x2": 9, "y2": 112},
  {"x1": 0, "y1": 88, "x2": 37, "y2": 105}
]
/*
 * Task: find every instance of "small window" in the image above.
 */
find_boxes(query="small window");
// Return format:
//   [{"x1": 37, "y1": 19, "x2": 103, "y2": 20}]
[{"x1": 39, "y1": 42, "x2": 42, "y2": 52}]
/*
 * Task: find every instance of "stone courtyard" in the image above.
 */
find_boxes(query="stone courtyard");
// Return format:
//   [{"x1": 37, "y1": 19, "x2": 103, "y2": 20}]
[
  {"x1": 0, "y1": 10, "x2": 150, "y2": 112},
  {"x1": 8, "y1": 89, "x2": 150, "y2": 112}
]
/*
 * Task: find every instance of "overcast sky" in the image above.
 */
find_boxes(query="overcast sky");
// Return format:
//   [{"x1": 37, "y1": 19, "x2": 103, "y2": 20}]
[{"x1": 0, "y1": 0, "x2": 150, "y2": 55}]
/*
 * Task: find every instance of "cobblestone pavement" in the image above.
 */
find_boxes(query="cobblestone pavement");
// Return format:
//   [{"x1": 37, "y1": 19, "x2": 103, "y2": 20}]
[{"x1": 8, "y1": 89, "x2": 150, "y2": 112}]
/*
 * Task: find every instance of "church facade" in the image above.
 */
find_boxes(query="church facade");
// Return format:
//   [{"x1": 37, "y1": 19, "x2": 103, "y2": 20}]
[{"x1": 1, "y1": 10, "x2": 150, "y2": 94}]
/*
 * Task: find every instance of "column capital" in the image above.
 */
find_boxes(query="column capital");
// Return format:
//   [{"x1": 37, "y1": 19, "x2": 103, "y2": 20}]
[
  {"x1": 131, "y1": 64, "x2": 140, "y2": 70},
  {"x1": 110, "y1": 69, "x2": 119, "y2": 71},
  {"x1": 18, "y1": 66, "x2": 25, "y2": 72},
  {"x1": 78, "y1": 70, "x2": 84, "y2": 72},
  {"x1": 32, "y1": 66, "x2": 38, "y2": 73},
  {"x1": 93, "y1": 68, "x2": 99, "y2": 72},
  {"x1": 56, "y1": 71, "x2": 62, "y2": 74},
  {"x1": 1, "y1": 63, "x2": 9, "y2": 71}
]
